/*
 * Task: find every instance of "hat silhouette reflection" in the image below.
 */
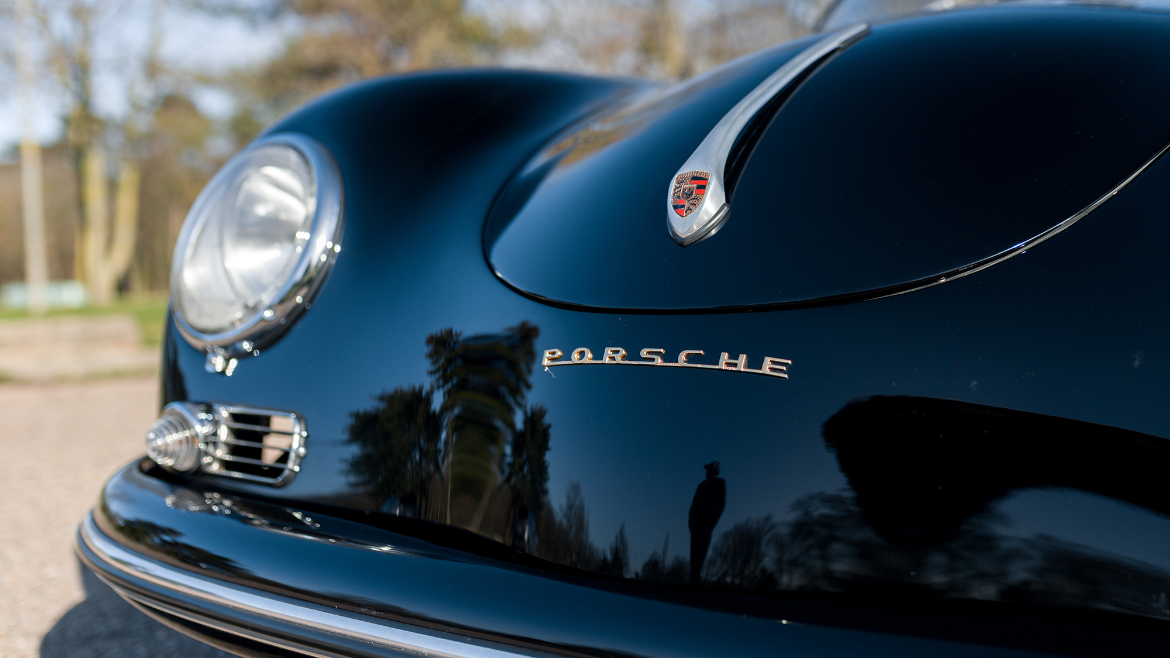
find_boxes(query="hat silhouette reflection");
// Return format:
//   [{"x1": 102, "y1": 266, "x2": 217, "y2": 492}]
[{"x1": 689, "y1": 461, "x2": 726, "y2": 584}]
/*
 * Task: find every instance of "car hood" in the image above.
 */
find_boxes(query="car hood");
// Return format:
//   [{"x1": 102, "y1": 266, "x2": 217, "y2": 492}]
[{"x1": 484, "y1": 6, "x2": 1170, "y2": 311}]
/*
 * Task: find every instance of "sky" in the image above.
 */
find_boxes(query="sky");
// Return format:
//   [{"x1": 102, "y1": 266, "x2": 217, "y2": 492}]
[
  {"x1": 7, "y1": 0, "x2": 1170, "y2": 156},
  {"x1": 0, "y1": 0, "x2": 822, "y2": 156},
  {"x1": 0, "y1": 2, "x2": 294, "y2": 154}
]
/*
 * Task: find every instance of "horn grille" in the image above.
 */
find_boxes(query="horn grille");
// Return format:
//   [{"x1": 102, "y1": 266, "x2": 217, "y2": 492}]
[{"x1": 201, "y1": 404, "x2": 307, "y2": 486}]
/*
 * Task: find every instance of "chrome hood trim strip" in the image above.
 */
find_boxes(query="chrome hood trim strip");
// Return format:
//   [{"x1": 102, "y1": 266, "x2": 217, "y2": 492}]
[
  {"x1": 882, "y1": 137, "x2": 1170, "y2": 300},
  {"x1": 666, "y1": 23, "x2": 870, "y2": 246}
]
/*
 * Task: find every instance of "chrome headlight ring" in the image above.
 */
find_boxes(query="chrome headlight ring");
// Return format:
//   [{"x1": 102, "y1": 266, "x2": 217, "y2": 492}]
[{"x1": 170, "y1": 133, "x2": 344, "y2": 369}]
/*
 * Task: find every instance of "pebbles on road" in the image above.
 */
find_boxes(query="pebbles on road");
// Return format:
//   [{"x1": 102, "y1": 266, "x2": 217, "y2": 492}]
[{"x1": 0, "y1": 376, "x2": 227, "y2": 657}]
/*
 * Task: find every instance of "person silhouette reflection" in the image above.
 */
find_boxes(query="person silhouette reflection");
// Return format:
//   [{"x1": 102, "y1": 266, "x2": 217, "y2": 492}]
[{"x1": 689, "y1": 461, "x2": 726, "y2": 584}]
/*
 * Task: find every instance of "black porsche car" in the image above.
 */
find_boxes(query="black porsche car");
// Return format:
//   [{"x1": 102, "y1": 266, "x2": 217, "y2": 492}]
[{"x1": 79, "y1": 2, "x2": 1170, "y2": 655}]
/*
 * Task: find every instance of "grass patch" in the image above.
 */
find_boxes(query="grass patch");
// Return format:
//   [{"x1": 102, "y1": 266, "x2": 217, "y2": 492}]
[{"x1": 0, "y1": 294, "x2": 170, "y2": 346}]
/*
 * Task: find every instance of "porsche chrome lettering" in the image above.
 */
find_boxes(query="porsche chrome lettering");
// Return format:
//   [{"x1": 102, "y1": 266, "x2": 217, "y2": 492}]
[{"x1": 542, "y1": 347, "x2": 791, "y2": 378}]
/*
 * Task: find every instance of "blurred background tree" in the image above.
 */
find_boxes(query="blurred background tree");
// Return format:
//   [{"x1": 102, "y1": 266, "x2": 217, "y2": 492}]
[
  {"x1": 0, "y1": 0, "x2": 821, "y2": 305},
  {"x1": 0, "y1": 0, "x2": 223, "y2": 305},
  {"x1": 225, "y1": 0, "x2": 533, "y2": 140},
  {"x1": 35, "y1": 0, "x2": 172, "y2": 304}
]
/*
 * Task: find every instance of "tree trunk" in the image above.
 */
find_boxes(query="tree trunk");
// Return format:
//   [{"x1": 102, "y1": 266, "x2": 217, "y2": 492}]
[
  {"x1": 106, "y1": 160, "x2": 140, "y2": 294},
  {"x1": 657, "y1": 0, "x2": 687, "y2": 79},
  {"x1": 17, "y1": 0, "x2": 48, "y2": 315},
  {"x1": 81, "y1": 148, "x2": 110, "y2": 304},
  {"x1": 20, "y1": 139, "x2": 49, "y2": 315},
  {"x1": 81, "y1": 148, "x2": 140, "y2": 306}
]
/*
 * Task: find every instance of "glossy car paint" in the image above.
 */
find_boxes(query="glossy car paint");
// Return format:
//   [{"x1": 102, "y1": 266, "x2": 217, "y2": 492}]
[
  {"x1": 91, "y1": 4, "x2": 1170, "y2": 654},
  {"x1": 487, "y1": 8, "x2": 1170, "y2": 309}
]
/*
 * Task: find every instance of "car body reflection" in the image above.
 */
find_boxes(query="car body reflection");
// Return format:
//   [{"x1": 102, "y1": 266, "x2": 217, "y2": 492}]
[
  {"x1": 346, "y1": 323, "x2": 548, "y2": 545},
  {"x1": 340, "y1": 325, "x2": 1170, "y2": 622}
]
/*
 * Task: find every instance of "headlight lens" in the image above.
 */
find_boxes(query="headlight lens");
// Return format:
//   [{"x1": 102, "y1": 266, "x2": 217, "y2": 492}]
[{"x1": 171, "y1": 134, "x2": 342, "y2": 355}]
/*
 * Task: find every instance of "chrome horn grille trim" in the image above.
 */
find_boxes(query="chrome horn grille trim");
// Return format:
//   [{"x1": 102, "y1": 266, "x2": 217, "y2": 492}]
[
  {"x1": 201, "y1": 403, "x2": 307, "y2": 486},
  {"x1": 143, "y1": 401, "x2": 308, "y2": 486}
]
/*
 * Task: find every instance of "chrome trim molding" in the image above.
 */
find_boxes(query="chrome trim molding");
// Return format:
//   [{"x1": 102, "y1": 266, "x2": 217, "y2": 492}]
[
  {"x1": 79, "y1": 514, "x2": 530, "y2": 658},
  {"x1": 666, "y1": 23, "x2": 870, "y2": 246},
  {"x1": 118, "y1": 592, "x2": 334, "y2": 657},
  {"x1": 882, "y1": 138, "x2": 1170, "y2": 300},
  {"x1": 172, "y1": 132, "x2": 345, "y2": 365}
]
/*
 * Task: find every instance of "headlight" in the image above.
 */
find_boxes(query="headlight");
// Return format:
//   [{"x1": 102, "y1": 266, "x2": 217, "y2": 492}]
[{"x1": 171, "y1": 134, "x2": 343, "y2": 363}]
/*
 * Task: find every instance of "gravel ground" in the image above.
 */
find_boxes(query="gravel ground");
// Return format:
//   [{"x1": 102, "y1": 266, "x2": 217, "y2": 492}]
[{"x1": 0, "y1": 376, "x2": 229, "y2": 658}]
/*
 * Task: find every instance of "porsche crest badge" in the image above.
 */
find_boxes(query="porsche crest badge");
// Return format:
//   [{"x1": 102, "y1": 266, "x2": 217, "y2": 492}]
[{"x1": 671, "y1": 171, "x2": 710, "y2": 218}]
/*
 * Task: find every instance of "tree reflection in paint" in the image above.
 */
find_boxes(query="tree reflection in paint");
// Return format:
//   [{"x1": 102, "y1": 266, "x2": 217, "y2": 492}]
[
  {"x1": 346, "y1": 386, "x2": 442, "y2": 519},
  {"x1": 346, "y1": 344, "x2": 1170, "y2": 620},
  {"x1": 635, "y1": 533, "x2": 689, "y2": 584},
  {"x1": 705, "y1": 515, "x2": 778, "y2": 589},
  {"x1": 505, "y1": 405, "x2": 552, "y2": 553},
  {"x1": 347, "y1": 323, "x2": 636, "y2": 565},
  {"x1": 117, "y1": 518, "x2": 247, "y2": 577},
  {"x1": 347, "y1": 323, "x2": 555, "y2": 548},
  {"x1": 426, "y1": 323, "x2": 539, "y2": 529},
  {"x1": 541, "y1": 481, "x2": 597, "y2": 569}
]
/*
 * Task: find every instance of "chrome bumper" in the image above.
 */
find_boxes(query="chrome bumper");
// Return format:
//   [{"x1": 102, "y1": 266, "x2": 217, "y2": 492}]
[
  {"x1": 77, "y1": 513, "x2": 530, "y2": 658},
  {"x1": 82, "y1": 462, "x2": 1037, "y2": 656}
]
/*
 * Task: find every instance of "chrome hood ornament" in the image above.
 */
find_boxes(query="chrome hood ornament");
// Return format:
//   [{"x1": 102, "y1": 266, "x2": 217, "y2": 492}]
[{"x1": 666, "y1": 23, "x2": 870, "y2": 246}]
